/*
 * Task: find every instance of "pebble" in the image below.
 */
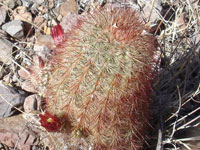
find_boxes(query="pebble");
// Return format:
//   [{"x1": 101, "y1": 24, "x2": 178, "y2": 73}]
[
  {"x1": 0, "y1": 38, "x2": 13, "y2": 64},
  {"x1": 2, "y1": 20, "x2": 24, "y2": 38},
  {"x1": 0, "y1": 113, "x2": 39, "y2": 149},
  {"x1": 33, "y1": 0, "x2": 44, "y2": 5},
  {"x1": 13, "y1": 6, "x2": 33, "y2": 22},
  {"x1": 3, "y1": 72, "x2": 12, "y2": 84},
  {"x1": 48, "y1": 0, "x2": 54, "y2": 9},
  {"x1": 18, "y1": 67, "x2": 30, "y2": 80},
  {"x1": 34, "y1": 16, "x2": 46, "y2": 35},
  {"x1": 141, "y1": 0, "x2": 161, "y2": 23},
  {"x1": 0, "y1": 66, "x2": 6, "y2": 79},
  {"x1": 0, "y1": 29, "x2": 7, "y2": 38},
  {"x1": 60, "y1": 0, "x2": 78, "y2": 17},
  {"x1": 34, "y1": 34, "x2": 53, "y2": 56},
  {"x1": 21, "y1": 0, "x2": 33, "y2": 8},
  {"x1": 0, "y1": 6, "x2": 7, "y2": 26},
  {"x1": 23, "y1": 94, "x2": 41, "y2": 113},
  {"x1": 21, "y1": 80, "x2": 37, "y2": 93},
  {"x1": 37, "y1": 5, "x2": 48, "y2": 14},
  {"x1": 0, "y1": 81, "x2": 26, "y2": 118},
  {"x1": 5, "y1": 0, "x2": 22, "y2": 9}
]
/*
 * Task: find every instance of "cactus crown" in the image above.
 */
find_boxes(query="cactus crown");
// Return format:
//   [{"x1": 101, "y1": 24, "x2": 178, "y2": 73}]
[{"x1": 42, "y1": 6, "x2": 157, "y2": 150}]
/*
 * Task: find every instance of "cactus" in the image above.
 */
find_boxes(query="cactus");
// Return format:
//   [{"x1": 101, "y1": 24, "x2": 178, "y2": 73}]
[{"x1": 41, "y1": 6, "x2": 157, "y2": 150}]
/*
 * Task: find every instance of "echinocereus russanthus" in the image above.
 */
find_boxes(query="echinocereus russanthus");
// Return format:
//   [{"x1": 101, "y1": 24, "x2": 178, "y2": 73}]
[{"x1": 36, "y1": 5, "x2": 158, "y2": 150}]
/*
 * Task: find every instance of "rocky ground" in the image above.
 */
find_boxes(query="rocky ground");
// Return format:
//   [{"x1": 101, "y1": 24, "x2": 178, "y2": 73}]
[{"x1": 0, "y1": 0, "x2": 199, "y2": 150}]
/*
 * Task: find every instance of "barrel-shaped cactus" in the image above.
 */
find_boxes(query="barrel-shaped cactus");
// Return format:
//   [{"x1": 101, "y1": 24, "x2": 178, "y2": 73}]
[{"x1": 42, "y1": 6, "x2": 157, "y2": 150}]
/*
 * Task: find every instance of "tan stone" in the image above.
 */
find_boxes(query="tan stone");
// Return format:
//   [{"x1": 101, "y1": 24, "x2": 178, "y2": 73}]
[
  {"x1": 13, "y1": 6, "x2": 33, "y2": 23},
  {"x1": 24, "y1": 94, "x2": 41, "y2": 113},
  {"x1": 60, "y1": 0, "x2": 78, "y2": 17}
]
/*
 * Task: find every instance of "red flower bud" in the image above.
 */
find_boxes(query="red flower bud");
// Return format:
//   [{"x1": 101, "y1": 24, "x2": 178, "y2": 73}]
[{"x1": 51, "y1": 24, "x2": 65, "y2": 45}]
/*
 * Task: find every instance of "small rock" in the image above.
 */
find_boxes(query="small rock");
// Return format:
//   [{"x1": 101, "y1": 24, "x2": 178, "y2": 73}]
[
  {"x1": 0, "y1": 81, "x2": 26, "y2": 118},
  {"x1": 32, "y1": 0, "x2": 44, "y2": 5},
  {"x1": 21, "y1": 0, "x2": 33, "y2": 8},
  {"x1": 0, "y1": 66, "x2": 6, "y2": 79},
  {"x1": 0, "y1": 6, "x2": 7, "y2": 26},
  {"x1": 36, "y1": 34, "x2": 54, "y2": 46},
  {"x1": 21, "y1": 80, "x2": 37, "y2": 93},
  {"x1": 18, "y1": 68, "x2": 30, "y2": 80},
  {"x1": 57, "y1": 14, "x2": 63, "y2": 21},
  {"x1": 12, "y1": 72, "x2": 20, "y2": 83},
  {"x1": 34, "y1": 34, "x2": 53, "y2": 57},
  {"x1": 5, "y1": 0, "x2": 22, "y2": 9},
  {"x1": 34, "y1": 16, "x2": 46, "y2": 36},
  {"x1": 37, "y1": 5, "x2": 48, "y2": 14},
  {"x1": 3, "y1": 72, "x2": 14, "y2": 85},
  {"x1": 2, "y1": 20, "x2": 24, "y2": 38},
  {"x1": 34, "y1": 16, "x2": 45, "y2": 25},
  {"x1": 142, "y1": 0, "x2": 161, "y2": 23},
  {"x1": 0, "y1": 29, "x2": 7, "y2": 38},
  {"x1": 60, "y1": 0, "x2": 78, "y2": 17},
  {"x1": 24, "y1": 94, "x2": 41, "y2": 113},
  {"x1": 48, "y1": 0, "x2": 54, "y2": 9},
  {"x1": 13, "y1": 6, "x2": 33, "y2": 22},
  {"x1": 0, "y1": 38, "x2": 13, "y2": 64},
  {"x1": 3, "y1": 72, "x2": 11, "y2": 83},
  {"x1": 0, "y1": 113, "x2": 40, "y2": 150},
  {"x1": 0, "y1": 132, "x2": 19, "y2": 148},
  {"x1": 19, "y1": 132, "x2": 38, "y2": 149},
  {"x1": 35, "y1": 34, "x2": 53, "y2": 45}
]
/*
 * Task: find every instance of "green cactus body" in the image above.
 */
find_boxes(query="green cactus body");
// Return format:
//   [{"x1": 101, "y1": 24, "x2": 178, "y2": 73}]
[{"x1": 43, "y1": 6, "x2": 157, "y2": 150}]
